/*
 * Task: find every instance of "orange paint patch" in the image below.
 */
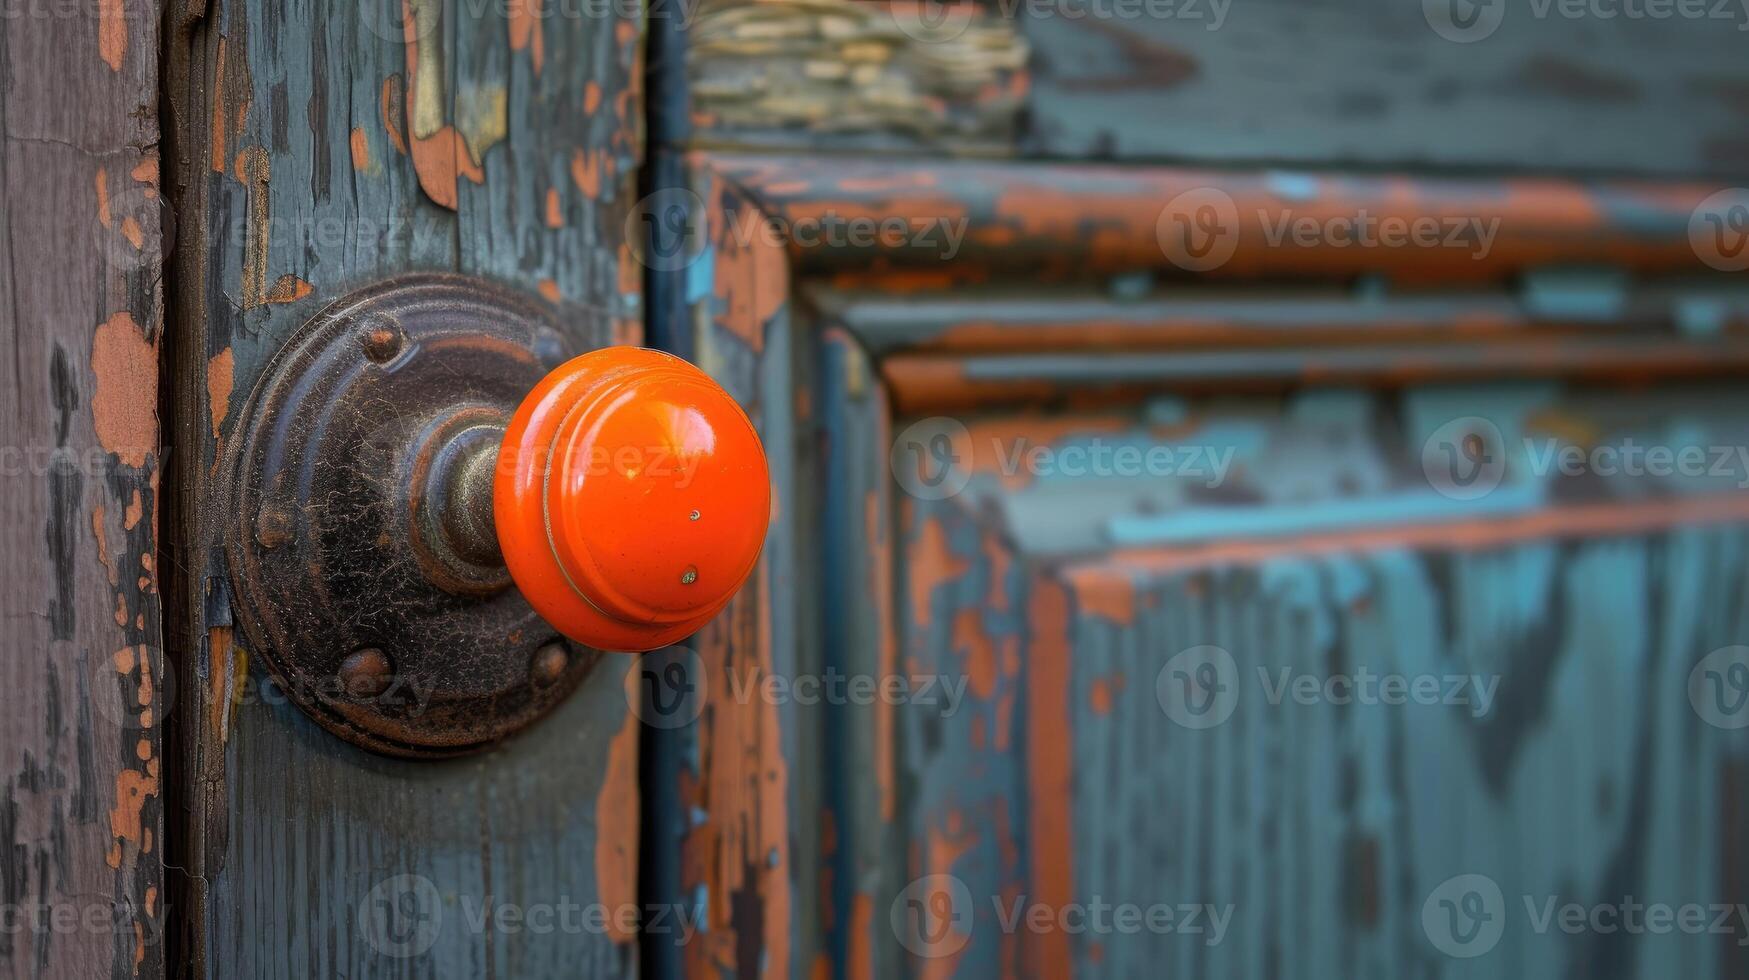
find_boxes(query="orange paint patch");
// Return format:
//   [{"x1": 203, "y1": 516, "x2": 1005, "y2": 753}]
[
  {"x1": 545, "y1": 187, "x2": 563, "y2": 228},
  {"x1": 91, "y1": 312, "x2": 158, "y2": 468},
  {"x1": 380, "y1": 76, "x2": 408, "y2": 155},
  {"x1": 1026, "y1": 577, "x2": 1075, "y2": 980},
  {"x1": 508, "y1": 0, "x2": 545, "y2": 74},
  {"x1": 410, "y1": 127, "x2": 485, "y2": 210},
  {"x1": 207, "y1": 348, "x2": 234, "y2": 440},
  {"x1": 906, "y1": 516, "x2": 968, "y2": 630},
  {"x1": 98, "y1": 0, "x2": 126, "y2": 70},
  {"x1": 569, "y1": 148, "x2": 604, "y2": 199},
  {"x1": 349, "y1": 127, "x2": 371, "y2": 171},
  {"x1": 596, "y1": 666, "x2": 641, "y2": 944},
  {"x1": 537, "y1": 279, "x2": 561, "y2": 303},
  {"x1": 847, "y1": 893, "x2": 873, "y2": 980},
  {"x1": 584, "y1": 81, "x2": 602, "y2": 114},
  {"x1": 95, "y1": 170, "x2": 111, "y2": 226},
  {"x1": 131, "y1": 159, "x2": 158, "y2": 191},
  {"x1": 124, "y1": 489, "x2": 143, "y2": 530},
  {"x1": 710, "y1": 205, "x2": 788, "y2": 354},
  {"x1": 92, "y1": 504, "x2": 117, "y2": 585},
  {"x1": 954, "y1": 609, "x2": 996, "y2": 700},
  {"x1": 1089, "y1": 676, "x2": 1115, "y2": 716},
  {"x1": 108, "y1": 768, "x2": 159, "y2": 867},
  {"x1": 263, "y1": 274, "x2": 313, "y2": 305}
]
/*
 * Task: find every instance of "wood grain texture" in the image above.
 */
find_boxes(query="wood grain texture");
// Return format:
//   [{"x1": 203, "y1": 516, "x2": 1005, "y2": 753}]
[
  {"x1": 0, "y1": 1, "x2": 166, "y2": 977},
  {"x1": 687, "y1": 148, "x2": 1749, "y2": 980},
  {"x1": 1019, "y1": 0, "x2": 1749, "y2": 178},
  {"x1": 1056, "y1": 531, "x2": 1749, "y2": 979},
  {"x1": 676, "y1": 167, "x2": 815, "y2": 980},
  {"x1": 687, "y1": 0, "x2": 1029, "y2": 156},
  {"x1": 161, "y1": 0, "x2": 644, "y2": 975}
]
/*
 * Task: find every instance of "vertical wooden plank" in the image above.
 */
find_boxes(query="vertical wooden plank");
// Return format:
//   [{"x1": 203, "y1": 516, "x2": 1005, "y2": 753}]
[
  {"x1": 680, "y1": 164, "x2": 812, "y2": 980},
  {"x1": 0, "y1": 1, "x2": 166, "y2": 978},
  {"x1": 161, "y1": 1, "x2": 643, "y2": 975},
  {"x1": 1062, "y1": 531, "x2": 1749, "y2": 979},
  {"x1": 817, "y1": 329, "x2": 901, "y2": 980}
]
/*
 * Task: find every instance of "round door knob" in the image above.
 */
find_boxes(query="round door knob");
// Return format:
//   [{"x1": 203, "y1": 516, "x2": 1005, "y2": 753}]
[{"x1": 482, "y1": 348, "x2": 770, "y2": 652}]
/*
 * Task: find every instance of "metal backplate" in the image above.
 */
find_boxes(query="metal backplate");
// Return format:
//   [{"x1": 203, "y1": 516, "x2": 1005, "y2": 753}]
[{"x1": 225, "y1": 274, "x2": 599, "y2": 757}]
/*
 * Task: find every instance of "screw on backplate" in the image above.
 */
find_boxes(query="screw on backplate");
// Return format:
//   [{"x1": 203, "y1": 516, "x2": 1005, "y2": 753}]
[
  {"x1": 361, "y1": 320, "x2": 404, "y2": 363},
  {"x1": 255, "y1": 507, "x2": 292, "y2": 549},
  {"x1": 681, "y1": 566, "x2": 698, "y2": 585},
  {"x1": 340, "y1": 647, "x2": 393, "y2": 699},
  {"x1": 531, "y1": 642, "x2": 569, "y2": 687}
]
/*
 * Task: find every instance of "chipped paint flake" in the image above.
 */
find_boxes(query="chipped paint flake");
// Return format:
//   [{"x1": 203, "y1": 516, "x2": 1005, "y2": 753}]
[{"x1": 91, "y1": 312, "x2": 158, "y2": 468}]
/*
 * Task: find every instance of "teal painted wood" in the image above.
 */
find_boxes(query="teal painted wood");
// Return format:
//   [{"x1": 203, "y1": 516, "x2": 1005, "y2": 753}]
[
  {"x1": 874, "y1": 379, "x2": 1749, "y2": 979},
  {"x1": 1021, "y1": 0, "x2": 1749, "y2": 178},
  {"x1": 1064, "y1": 531, "x2": 1749, "y2": 979},
  {"x1": 161, "y1": 1, "x2": 645, "y2": 976}
]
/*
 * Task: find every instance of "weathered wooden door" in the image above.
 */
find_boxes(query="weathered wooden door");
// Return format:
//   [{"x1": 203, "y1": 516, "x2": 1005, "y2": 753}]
[
  {"x1": 8, "y1": 1, "x2": 648, "y2": 977},
  {"x1": 9, "y1": 2, "x2": 1749, "y2": 979}
]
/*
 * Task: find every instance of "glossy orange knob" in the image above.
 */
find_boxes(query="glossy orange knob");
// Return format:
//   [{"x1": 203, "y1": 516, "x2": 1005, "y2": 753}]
[{"x1": 495, "y1": 348, "x2": 769, "y2": 652}]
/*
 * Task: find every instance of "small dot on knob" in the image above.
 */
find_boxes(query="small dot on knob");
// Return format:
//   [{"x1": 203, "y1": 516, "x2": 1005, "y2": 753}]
[{"x1": 681, "y1": 566, "x2": 698, "y2": 585}]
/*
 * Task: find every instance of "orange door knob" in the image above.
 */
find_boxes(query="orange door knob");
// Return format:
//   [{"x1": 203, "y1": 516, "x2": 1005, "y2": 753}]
[{"x1": 452, "y1": 348, "x2": 769, "y2": 652}]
